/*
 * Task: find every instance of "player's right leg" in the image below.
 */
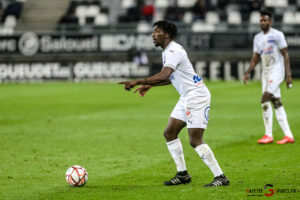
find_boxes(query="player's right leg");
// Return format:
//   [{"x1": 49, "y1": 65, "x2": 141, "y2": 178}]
[
  {"x1": 258, "y1": 91, "x2": 274, "y2": 144},
  {"x1": 164, "y1": 117, "x2": 191, "y2": 186},
  {"x1": 271, "y1": 97, "x2": 295, "y2": 144}
]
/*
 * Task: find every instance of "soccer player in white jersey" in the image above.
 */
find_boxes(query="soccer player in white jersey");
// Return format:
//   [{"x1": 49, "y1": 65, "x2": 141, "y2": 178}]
[
  {"x1": 119, "y1": 20, "x2": 229, "y2": 187},
  {"x1": 244, "y1": 10, "x2": 294, "y2": 144}
]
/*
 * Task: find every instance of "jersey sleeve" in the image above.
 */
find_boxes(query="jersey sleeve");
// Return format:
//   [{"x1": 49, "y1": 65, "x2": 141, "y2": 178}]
[
  {"x1": 163, "y1": 49, "x2": 182, "y2": 70},
  {"x1": 277, "y1": 31, "x2": 288, "y2": 49},
  {"x1": 253, "y1": 35, "x2": 260, "y2": 54}
]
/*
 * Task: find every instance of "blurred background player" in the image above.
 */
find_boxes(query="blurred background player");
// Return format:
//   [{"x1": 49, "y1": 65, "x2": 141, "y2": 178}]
[
  {"x1": 119, "y1": 20, "x2": 229, "y2": 187},
  {"x1": 244, "y1": 10, "x2": 294, "y2": 144}
]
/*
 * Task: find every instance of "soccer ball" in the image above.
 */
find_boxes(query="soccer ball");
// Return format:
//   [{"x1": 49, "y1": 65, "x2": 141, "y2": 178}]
[{"x1": 65, "y1": 165, "x2": 88, "y2": 187}]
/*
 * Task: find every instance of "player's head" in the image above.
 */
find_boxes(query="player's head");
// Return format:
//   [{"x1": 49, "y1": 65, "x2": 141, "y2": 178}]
[
  {"x1": 259, "y1": 10, "x2": 272, "y2": 32},
  {"x1": 152, "y1": 20, "x2": 177, "y2": 48}
]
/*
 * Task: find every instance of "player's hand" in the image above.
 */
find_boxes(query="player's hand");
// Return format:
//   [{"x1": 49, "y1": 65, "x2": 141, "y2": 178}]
[
  {"x1": 133, "y1": 85, "x2": 152, "y2": 97},
  {"x1": 243, "y1": 72, "x2": 250, "y2": 85},
  {"x1": 286, "y1": 76, "x2": 293, "y2": 89},
  {"x1": 118, "y1": 81, "x2": 138, "y2": 91}
]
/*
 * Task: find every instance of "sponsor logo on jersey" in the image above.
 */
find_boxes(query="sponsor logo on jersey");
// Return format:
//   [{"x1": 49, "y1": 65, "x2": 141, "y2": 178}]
[
  {"x1": 263, "y1": 46, "x2": 274, "y2": 54},
  {"x1": 267, "y1": 39, "x2": 275, "y2": 43}
]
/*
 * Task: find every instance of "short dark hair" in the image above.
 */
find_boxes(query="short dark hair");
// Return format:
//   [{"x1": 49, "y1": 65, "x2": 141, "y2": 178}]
[
  {"x1": 153, "y1": 20, "x2": 177, "y2": 40},
  {"x1": 260, "y1": 9, "x2": 272, "y2": 20}
]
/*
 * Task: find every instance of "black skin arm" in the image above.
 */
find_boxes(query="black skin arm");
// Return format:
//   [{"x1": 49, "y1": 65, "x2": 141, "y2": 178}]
[
  {"x1": 118, "y1": 67, "x2": 174, "y2": 91},
  {"x1": 243, "y1": 52, "x2": 260, "y2": 84},
  {"x1": 150, "y1": 79, "x2": 171, "y2": 86},
  {"x1": 280, "y1": 48, "x2": 293, "y2": 88}
]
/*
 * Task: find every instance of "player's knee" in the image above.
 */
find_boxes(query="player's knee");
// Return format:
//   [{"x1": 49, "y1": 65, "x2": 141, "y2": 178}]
[
  {"x1": 188, "y1": 134, "x2": 204, "y2": 148},
  {"x1": 271, "y1": 97, "x2": 282, "y2": 109},
  {"x1": 261, "y1": 92, "x2": 273, "y2": 103},
  {"x1": 163, "y1": 129, "x2": 177, "y2": 141},
  {"x1": 189, "y1": 138, "x2": 203, "y2": 148},
  {"x1": 261, "y1": 102, "x2": 269, "y2": 111},
  {"x1": 189, "y1": 139, "x2": 197, "y2": 148}
]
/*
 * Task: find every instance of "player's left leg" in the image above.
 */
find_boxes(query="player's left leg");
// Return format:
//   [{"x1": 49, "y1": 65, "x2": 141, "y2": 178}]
[
  {"x1": 271, "y1": 97, "x2": 295, "y2": 144},
  {"x1": 188, "y1": 128, "x2": 229, "y2": 187}
]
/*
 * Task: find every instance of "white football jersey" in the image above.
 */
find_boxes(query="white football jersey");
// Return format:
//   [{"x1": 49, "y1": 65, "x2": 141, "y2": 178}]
[
  {"x1": 162, "y1": 41, "x2": 205, "y2": 96},
  {"x1": 253, "y1": 28, "x2": 287, "y2": 74}
]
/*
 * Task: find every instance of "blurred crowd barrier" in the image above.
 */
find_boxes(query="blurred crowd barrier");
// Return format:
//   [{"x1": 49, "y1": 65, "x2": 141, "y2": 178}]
[{"x1": 0, "y1": 28, "x2": 300, "y2": 82}]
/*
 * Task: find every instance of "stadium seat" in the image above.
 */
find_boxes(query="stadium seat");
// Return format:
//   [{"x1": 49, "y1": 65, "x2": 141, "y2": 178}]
[
  {"x1": 192, "y1": 21, "x2": 216, "y2": 32},
  {"x1": 183, "y1": 11, "x2": 194, "y2": 24},
  {"x1": 122, "y1": 0, "x2": 135, "y2": 9},
  {"x1": 265, "y1": 0, "x2": 288, "y2": 7},
  {"x1": 86, "y1": 5, "x2": 100, "y2": 17},
  {"x1": 136, "y1": 21, "x2": 151, "y2": 33},
  {"x1": 153, "y1": 9, "x2": 164, "y2": 22},
  {"x1": 76, "y1": 5, "x2": 87, "y2": 18},
  {"x1": 283, "y1": 11, "x2": 295, "y2": 24},
  {"x1": 76, "y1": 5, "x2": 88, "y2": 26},
  {"x1": 177, "y1": 0, "x2": 196, "y2": 8},
  {"x1": 227, "y1": 11, "x2": 242, "y2": 24},
  {"x1": 249, "y1": 11, "x2": 260, "y2": 24},
  {"x1": 155, "y1": 0, "x2": 169, "y2": 8},
  {"x1": 205, "y1": 11, "x2": 220, "y2": 24},
  {"x1": 295, "y1": 12, "x2": 300, "y2": 23},
  {"x1": 4, "y1": 15, "x2": 17, "y2": 29},
  {"x1": 94, "y1": 13, "x2": 109, "y2": 26}
]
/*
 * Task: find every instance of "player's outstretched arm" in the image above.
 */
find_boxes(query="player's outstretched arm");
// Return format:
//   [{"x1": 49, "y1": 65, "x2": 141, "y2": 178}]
[
  {"x1": 118, "y1": 67, "x2": 173, "y2": 91},
  {"x1": 244, "y1": 53, "x2": 260, "y2": 85},
  {"x1": 139, "y1": 67, "x2": 173, "y2": 86},
  {"x1": 280, "y1": 48, "x2": 293, "y2": 89}
]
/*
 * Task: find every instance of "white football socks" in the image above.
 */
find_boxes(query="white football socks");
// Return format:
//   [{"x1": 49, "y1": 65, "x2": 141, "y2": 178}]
[
  {"x1": 262, "y1": 102, "x2": 273, "y2": 137},
  {"x1": 194, "y1": 144, "x2": 223, "y2": 177},
  {"x1": 166, "y1": 138, "x2": 187, "y2": 172},
  {"x1": 275, "y1": 106, "x2": 294, "y2": 138}
]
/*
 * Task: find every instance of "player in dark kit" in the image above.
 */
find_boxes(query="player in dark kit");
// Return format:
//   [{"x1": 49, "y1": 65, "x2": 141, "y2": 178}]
[{"x1": 119, "y1": 20, "x2": 229, "y2": 187}]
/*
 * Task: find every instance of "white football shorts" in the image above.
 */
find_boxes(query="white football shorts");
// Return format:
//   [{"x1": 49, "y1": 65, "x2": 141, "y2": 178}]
[
  {"x1": 262, "y1": 67, "x2": 284, "y2": 98},
  {"x1": 170, "y1": 87, "x2": 211, "y2": 129}
]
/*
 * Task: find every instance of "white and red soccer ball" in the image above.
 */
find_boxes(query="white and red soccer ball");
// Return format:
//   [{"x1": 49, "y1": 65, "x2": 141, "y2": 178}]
[{"x1": 65, "y1": 165, "x2": 88, "y2": 187}]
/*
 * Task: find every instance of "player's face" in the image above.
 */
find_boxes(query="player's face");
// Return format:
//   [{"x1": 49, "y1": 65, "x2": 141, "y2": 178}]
[
  {"x1": 152, "y1": 27, "x2": 166, "y2": 47},
  {"x1": 260, "y1": 15, "x2": 272, "y2": 32}
]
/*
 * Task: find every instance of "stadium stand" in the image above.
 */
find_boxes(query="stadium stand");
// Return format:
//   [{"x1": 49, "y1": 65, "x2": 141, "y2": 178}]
[
  {"x1": 0, "y1": 0, "x2": 25, "y2": 35},
  {"x1": 1, "y1": 0, "x2": 300, "y2": 35}
]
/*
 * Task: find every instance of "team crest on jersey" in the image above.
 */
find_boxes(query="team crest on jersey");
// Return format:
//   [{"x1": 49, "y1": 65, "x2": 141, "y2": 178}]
[
  {"x1": 204, "y1": 106, "x2": 210, "y2": 121},
  {"x1": 263, "y1": 46, "x2": 274, "y2": 54}
]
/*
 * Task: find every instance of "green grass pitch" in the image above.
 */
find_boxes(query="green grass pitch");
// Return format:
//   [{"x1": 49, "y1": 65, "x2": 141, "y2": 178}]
[{"x1": 0, "y1": 81, "x2": 299, "y2": 200}]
